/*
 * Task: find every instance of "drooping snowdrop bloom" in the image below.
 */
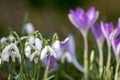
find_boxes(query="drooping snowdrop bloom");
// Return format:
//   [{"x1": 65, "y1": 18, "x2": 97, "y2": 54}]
[
  {"x1": 1, "y1": 43, "x2": 21, "y2": 63},
  {"x1": 25, "y1": 22, "x2": 35, "y2": 35},
  {"x1": 52, "y1": 40, "x2": 61, "y2": 59},
  {"x1": 0, "y1": 35, "x2": 15, "y2": 45},
  {"x1": 60, "y1": 34, "x2": 84, "y2": 72},
  {"x1": 68, "y1": 6, "x2": 99, "y2": 36},
  {"x1": 25, "y1": 38, "x2": 42, "y2": 64},
  {"x1": 41, "y1": 45, "x2": 56, "y2": 60}
]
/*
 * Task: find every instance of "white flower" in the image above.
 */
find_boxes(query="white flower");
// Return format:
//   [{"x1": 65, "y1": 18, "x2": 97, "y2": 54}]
[
  {"x1": 25, "y1": 38, "x2": 42, "y2": 63},
  {"x1": 0, "y1": 37, "x2": 7, "y2": 44},
  {"x1": 25, "y1": 22, "x2": 35, "y2": 34},
  {"x1": 41, "y1": 46, "x2": 56, "y2": 60},
  {"x1": 1, "y1": 43, "x2": 21, "y2": 63},
  {"x1": 52, "y1": 40, "x2": 61, "y2": 59}
]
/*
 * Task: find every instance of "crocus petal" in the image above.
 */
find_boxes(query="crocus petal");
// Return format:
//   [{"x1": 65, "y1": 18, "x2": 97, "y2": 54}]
[
  {"x1": 87, "y1": 7, "x2": 95, "y2": 20},
  {"x1": 101, "y1": 21, "x2": 114, "y2": 44},
  {"x1": 35, "y1": 38, "x2": 42, "y2": 52},
  {"x1": 92, "y1": 24, "x2": 105, "y2": 47},
  {"x1": 61, "y1": 51, "x2": 72, "y2": 63},
  {"x1": 72, "y1": 58, "x2": 84, "y2": 72},
  {"x1": 68, "y1": 6, "x2": 99, "y2": 35},
  {"x1": 43, "y1": 55, "x2": 58, "y2": 72}
]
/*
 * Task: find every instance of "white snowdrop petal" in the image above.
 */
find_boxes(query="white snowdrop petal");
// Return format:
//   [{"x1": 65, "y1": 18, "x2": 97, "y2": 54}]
[
  {"x1": 2, "y1": 44, "x2": 13, "y2": 54},
  {"x1": 48, "y1": 46, "x2": 56, "y2": 58},
  {"x1": 0, "y1": 37, "x2": 7, "y2": 44},
  {"x1": 25, "y1": 45, "x2": 31, "y2": 58},
  {"x1": 1, "y1": 52, "x2": 9, "y2": 62},
  {"x1": 41, "y1": 46, "x2": 49, "y2": 60},
  {"x1": 30, "y1": 52, "x2": 36, "y2": 62},
  {"x1": 29, "y1": 36, "x2": 35, "y2": 44},
  {"x1": 35, "y1": 38, "x2": 42, "y2": 51},
  {"x1": 13, "y1": 44, "x2": 20, "y2": 55}
]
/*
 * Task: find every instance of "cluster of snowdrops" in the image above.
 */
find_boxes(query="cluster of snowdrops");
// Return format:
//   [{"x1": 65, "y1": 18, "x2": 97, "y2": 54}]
[{"x1": 0, "y1": 6, "x2": 120, "y2": 80}]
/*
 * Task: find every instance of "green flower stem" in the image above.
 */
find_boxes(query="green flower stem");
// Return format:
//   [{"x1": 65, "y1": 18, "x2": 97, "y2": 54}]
[
  {"x1": 0, "y1": 62, "x2": 2, "y2": 80},
  {"x1": 44, "y1": 56, "x2": 51, "y2": 80},
  {"x1": 106, "y1": 42, "x2": 111, "y2": 79},
  {"x1": 114, "y1": 62, "x2": 120, "y2": 80},
  {"x1": 98, "y1": 44, "x2": 103, "y2": 77},
  {"x1": 37, "y1": 61, "x2": 41, "y2": 80},
  {"x1": 8, "y1": 62, "x2": 14, "y2": 80},
  {"x1": 83, "y1": 34, "x2": 88, "y2": 80},
  {"x1": 13, "y1": 31, "x2": 24, "y2": 80},
  {"x1": 33, "y1": 64, "x2": 38, "y2": 79}
]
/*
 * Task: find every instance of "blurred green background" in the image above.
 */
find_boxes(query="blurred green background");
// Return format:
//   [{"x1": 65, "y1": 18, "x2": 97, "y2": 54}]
[{"x1": 0, "y1": 0, "x2": 120, "y2": 79}]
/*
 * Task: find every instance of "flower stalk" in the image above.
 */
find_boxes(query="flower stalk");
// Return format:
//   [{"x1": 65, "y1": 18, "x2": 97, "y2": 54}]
[{"x1": 83, "y1": 34, "x2": 88, "y2": 80}]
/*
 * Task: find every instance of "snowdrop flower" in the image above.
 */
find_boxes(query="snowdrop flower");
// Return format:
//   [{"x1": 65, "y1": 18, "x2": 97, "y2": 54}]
[
  {"x1": 25, "y1": 38, "x2": 42, "y2": 64},
  {"x1": 60, "y1": 34, "x2": 84, "y2": 72},
  {"x1": 68, "y1": 6, "x2": 99, "y2": 36},
  {"x1": 0, "y1": 37, "x2": 7, "y2": 45},
  {"x1": 25, "y1": 22, "x2": 35, "y2": 35},
  {"x1": 52, "y1": 40, "x2": 61, "y2": 59},
  {"x1": 1, "y1": 43, "x2": 21, "y2": 63},
  {"x1": 41, "y1": 45, "x2": 56, "y2": 60}
]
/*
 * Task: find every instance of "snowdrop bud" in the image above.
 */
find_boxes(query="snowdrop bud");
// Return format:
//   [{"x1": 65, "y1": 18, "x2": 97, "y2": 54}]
[
  {"x1": 25, "y1": 43, "x2": 31, "y2": 58},
  {"x1": 35, "y1": 38, "x2": 42, "y2": 52},
  {"x1": 8, "y1": 35, "x2": 15, "y2": 41},
  {"x1": 52, "y1": 40, "x2": 61, "y2": 54},
  {"x1": 25, "y1": 22, "x2": 35, "y2": 34}
]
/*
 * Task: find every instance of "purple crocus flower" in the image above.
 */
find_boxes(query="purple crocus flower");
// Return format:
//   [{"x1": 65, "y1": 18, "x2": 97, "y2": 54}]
[
  {"x1": 68, "y1": 6, "x2": 99, "y2": 36},
  {"x1": 112, "y1": 39, "x2": 120, "y2": 61},
  {"x1": 60, "y1": 34, "x2": 84, "y2": 72},
  {"x1": 42, "y1": 55, "x2": 58, "y2": 73},
  {"x1": 101, "y1": 21, "x2": 114, "y2": 45},
  {"x1": 111, "y1": 18, "x2": 120, "y2": 61},
  {"x1": 92, "y1": 24, "x2": 105, "y2": 47}
]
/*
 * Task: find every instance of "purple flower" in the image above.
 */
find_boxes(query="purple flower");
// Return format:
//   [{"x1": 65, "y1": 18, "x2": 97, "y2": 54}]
[
  {"x1": 42, "y1": 55, "x2": 58, "y2": 72},
  {"x1": 111, "y1": 18, "x2": 120, "y2": 61},
  {"x1": 92, "y1": 24, "x2": 105, "y2": 47},
  {"x1": 112, "y1": 39, "x2": 120, "y2": 61},
  {"x1": 68, "y1": 6, "x2": 99, "y2": 35},
  {"x1": 60, "y1": 34, "x2": 84, "y2": 72},
  {"x1": 101, "y1": 21, "x2": 114, "y2": 45}
]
